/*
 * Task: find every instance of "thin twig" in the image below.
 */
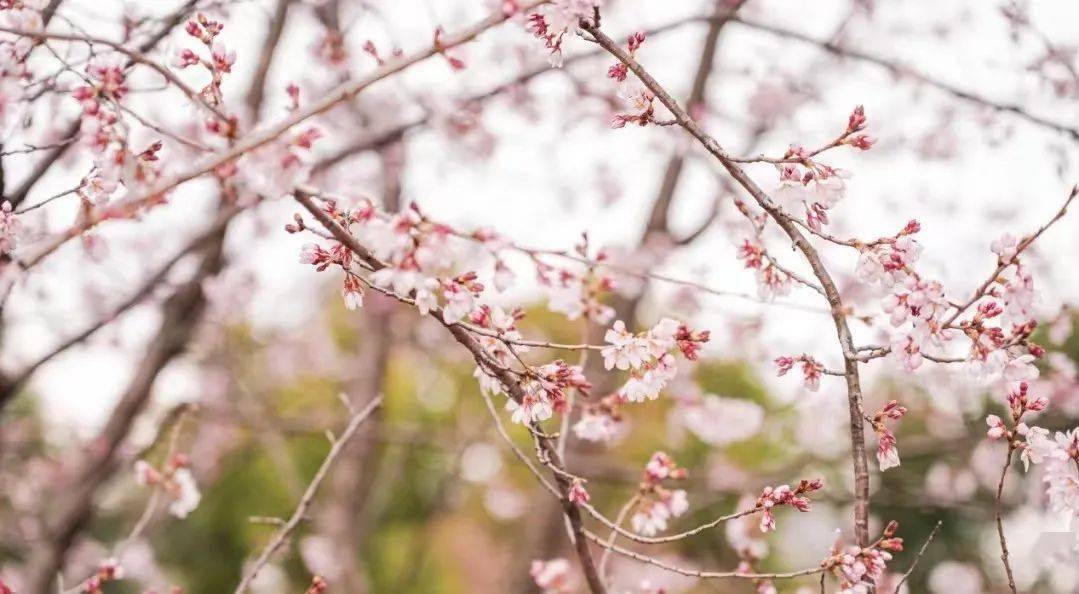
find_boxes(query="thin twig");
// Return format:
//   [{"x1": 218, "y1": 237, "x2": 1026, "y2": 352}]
[
  {"x1": 994, "y1": 444, "x2": 1019, "y2": 594},
  {"x1": 232, "y1": 395, "x2": 383, "y2": 594},
  {"x1": 893, "y1": 520, "x2": 942, "y2": 594}
]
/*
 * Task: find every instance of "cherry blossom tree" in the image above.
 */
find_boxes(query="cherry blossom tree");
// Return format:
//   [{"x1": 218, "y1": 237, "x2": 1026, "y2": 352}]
[{"x1": 0, "y1": 1, "x2": 1077, "y2": 593}]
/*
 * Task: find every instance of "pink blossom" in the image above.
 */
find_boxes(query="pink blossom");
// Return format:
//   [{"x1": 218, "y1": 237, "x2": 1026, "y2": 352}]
[
  {"x1": 602, "y1": 320, "x2": 650, "y2": 370},
  {"x1": 573, "y1": 410, "x2": 619, "y2": 442},
  {"x1": 985, "y1": 414, "x2": 1006, "y2": 440},
  {"x1": 990, "y1": 233, "x2": 1020, "y2": 263},
  {"x1": 530, "y1": 558, "x2": 574, "y2": 594},
  {"x1": 567, "y1": 479, "x2": 590, "y2": 504}
]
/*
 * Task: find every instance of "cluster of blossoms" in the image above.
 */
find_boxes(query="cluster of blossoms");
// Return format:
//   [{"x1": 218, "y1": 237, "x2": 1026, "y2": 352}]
[
  {"x1": 774, "y1": 354, "x2": 824, "y2": 391},
  {"x1": 857, "y1": 221, "x2": 948, "y2": 371},
  {"x1": 773, "y1": 160, "x2": 848, "y2": 231},
  {"x1": 1033, "y1": 429, "x2": 1079, "y2": 517},
  {"x1": 72, "y1": 60, "x2": 168, "y2": 206},
  {"x1": 464, "y1": 305, "x2": 592, "y2": 427},
  {"x1": 869, "y1": 400, "x2": 907, "y2": 471},
  {"x1": 79, "y1": 558, "x2": 123, "y2": 594},
  {"x1": 986, "y1": 381, "x2": 1079, "y2": 518},
  {"x1": 737, "y1": 235, "x2": 792, "y2": 300},
  {"x1": 525, "y1": 0, "x2": 602, "y2": 67},
  {"x1": 607, "y1": 33, "x2": 662, "y2": 129},
  {"x1": 296, "y1": 203, "x2": 606, "y2": 430},
  {"x1": 602, "y1": 318, "x2": 709, "y2": 403},
  {"x1": 358, "y1": 203, "x2": 483, "y2": 321},
  {"x1": 858, "y1": 214, "x2": 1046, "y2": 383},
  {"x1": 753, "y1": 478, "x2": 823, "y2": 533},
  {"x1": 960, "y1": 266, "x2": 1042, "y2": 382},
  {"x1": 572, "y1": 392, "x2": 624, "y2": 443},
  {"x1": 855, "y1": 221, "x2": 923, "y2": 287},
  {"x1": 227, "y1": 123, "x2": 321, "y2": 201},
  {"x1": 174, "y1": 13, "x2": 235, "y2": 106},
  {"x1": 297, "y1": 199, "x2": 483, "y2": 321},
  {"x1": 133, "y1": 453, "x2": 202, "y2": 518},
  {"x1": 529, "y1": 558, "x2": 575, "y2": 594},
  {"x1": 177, "y1": 15, "x2": 323, "y2": 204},
  {"x1": 824, "y1": 521, "x2": 903, "y2": 594},
  {"x1": 630, "y1": 452, "x2": 689, "y2": 536},
  {"x1": 535, "y1": 248, "x2": 614, "y2": 323},
  {"x1": 505, "y1": 359, "x2": 591, "y2": 424},
  {"x1": 770, "y1": 106, "x2": 873, "y2": 231},
  {"x1": 0, "y1": 1, "x2": 37, "y2": 131}
]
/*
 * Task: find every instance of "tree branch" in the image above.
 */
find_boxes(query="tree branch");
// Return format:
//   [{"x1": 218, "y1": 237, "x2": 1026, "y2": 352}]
[{"x1": 581, "y1": 19, "x2": 872, "y2": 546}]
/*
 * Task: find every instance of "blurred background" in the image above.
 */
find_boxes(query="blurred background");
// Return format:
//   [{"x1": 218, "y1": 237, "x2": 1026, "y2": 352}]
[{"x1": 1, "y1": 0, "x2": 1079, "y2": 592}]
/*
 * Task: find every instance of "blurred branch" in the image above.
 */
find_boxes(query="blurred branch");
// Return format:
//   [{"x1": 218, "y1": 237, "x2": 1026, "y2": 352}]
[
  {"x1": 21, "y1": 229, "x2": 228, "y2": 594},
  {"x1": 311, "y1": 14, "x2": 708, "y2": 176},
  {"x1": 893, "y1": 520, "x2": 942, "y2": 594},
  {"x1": 0, "y1": 207, "x2": 239, "y2": 411},
  {"x1": 729, "y1": 15, "x2": 1079, "y2": 141},
  {"x1": 233, "y1": 395, "x2": 384, "y2": 594}
]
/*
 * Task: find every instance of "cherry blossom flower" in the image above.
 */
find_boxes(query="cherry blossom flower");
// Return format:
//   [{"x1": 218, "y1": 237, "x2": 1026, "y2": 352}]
[
  {"x1": 539, "y1": 261, "x2": 613, "y2": 323},
  {"x1": 774, "y1": 355, "x2": 823, "y2": 391},
  {"x1": 133, "y1": 456, "x2": 201, "y2": 519},
  {"x1": 890, "y1": 333, "x2": 924, "y2": 372},
  {"x1": 506, "y1": 391, "x2": 554, "y2": 425},
  {"x1": 871, "y1": 400, "x2": 907, "y2": 471},
  {"x1": 167, "y1": 468, "x2": 202, "y2": 518},
  {"x1": 986, "y1": 414, "x2": 1006, "y2": 440},
  {"x1": 630, "y1": 489, "x2": 689, "y2": 536},
  {"x1": 619, "y1": 354, "x2": 676, "y2": 402},
  {"x1": 610, "y1": 81, "x2": 656, "y2": 128},
  {"x1": 602, "y1": 320, "x2": 651, "y2": 371},
  {"x1": 526, "y1": 0, "x2": 603, "y2": 67},
  {"x1": 341, "y1": 275, "x2": 364, "y2": 311},
  {"x1": 1003, "y1": 353, "x2": 1039, "y2": 383},
  {"x1": 1018, "y1": 424, "x2": 1064, "y2": 470},
  {"x1": 754, "y1": 479, "x2": 822, "y2": 533},
  {"x1": 755, "y1": 265, "x2": 792, "y2": 300},
  {"x1": 628, "y1": 453, "x2": 690, "y2": 535},
  {"x1": 530, "y1": 558, "x2": 574, "y2": 594},
  {"x1": 573, "y1": 409, "x2": 620, "y2": 442},
  {"x1": 825, "y1": 521, "x2": 903, "y2": 594},
  {"x1": 644, "y1": 452, "x2": 682, "y2": 481},
  {"x1": 675, "y1": 395, "x2": 764, "y2": 446},
  {"x1": 567, "y1": 479, "x2": 590, "y2": 504},
  {"x1": 990, "y1": 233, "x2": 1020, "y2": 264},
  {"x1": 134, "y1": 460, "x2": 160, "y2": 486},
  {"x1": 602, "y1": 319, "x2": 708, "y2": 402}
]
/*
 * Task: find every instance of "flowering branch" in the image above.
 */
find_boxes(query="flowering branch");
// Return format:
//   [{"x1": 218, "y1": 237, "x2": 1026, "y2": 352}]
[
  {"x1": 7, "y1": 0, "x2": 546, "y2": 276},
  {"x1": 580, "y1": 17, "x2": 874, "y2": 547}
]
